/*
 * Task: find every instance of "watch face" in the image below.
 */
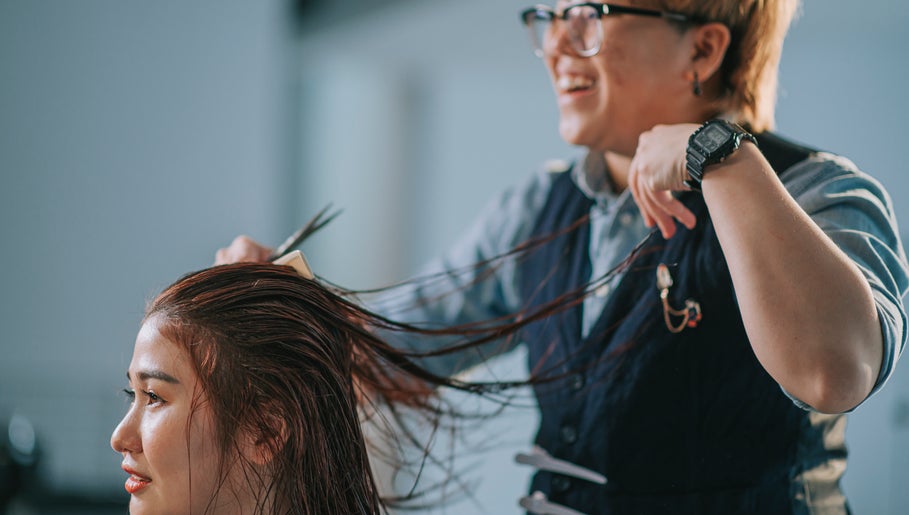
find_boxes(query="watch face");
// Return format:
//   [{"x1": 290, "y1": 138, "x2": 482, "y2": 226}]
[{"x1": 698, "y1": 123, "x2": 732, "y2": 153}]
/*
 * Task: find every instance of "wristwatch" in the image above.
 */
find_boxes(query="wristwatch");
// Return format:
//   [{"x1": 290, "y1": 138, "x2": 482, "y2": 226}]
[{"x1": 684, "y1": 119, "x2": 757, "y2": 191}]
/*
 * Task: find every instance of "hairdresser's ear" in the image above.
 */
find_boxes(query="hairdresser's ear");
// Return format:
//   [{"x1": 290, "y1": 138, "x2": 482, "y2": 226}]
[
  {"x1": 241, "y1": 410, "x2": 289, "y2": 466},
  {"x1": 687, "y1": 22, "x2": 731, "y2": 84}
]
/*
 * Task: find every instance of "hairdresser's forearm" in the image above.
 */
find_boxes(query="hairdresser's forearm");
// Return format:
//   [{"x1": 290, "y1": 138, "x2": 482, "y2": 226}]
[{"x1": 702, "y1": 144, "x2": 882, "y2": 413}]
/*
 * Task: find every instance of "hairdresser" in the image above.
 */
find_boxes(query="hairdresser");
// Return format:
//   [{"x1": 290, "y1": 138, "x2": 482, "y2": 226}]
[{"x1": 218, "y1": 1, "x2": 908, "y2": 513}]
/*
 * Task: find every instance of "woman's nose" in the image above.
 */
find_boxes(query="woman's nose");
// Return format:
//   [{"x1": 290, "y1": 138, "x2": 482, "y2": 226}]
[{"x1": 111, "y1": 409, "x2": 141, "y2": 454}]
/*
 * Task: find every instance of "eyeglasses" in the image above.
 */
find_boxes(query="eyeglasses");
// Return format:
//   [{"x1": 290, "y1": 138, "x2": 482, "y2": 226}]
[{"x1": 520, "y1": 3, "x2": 692, "y2": 58}]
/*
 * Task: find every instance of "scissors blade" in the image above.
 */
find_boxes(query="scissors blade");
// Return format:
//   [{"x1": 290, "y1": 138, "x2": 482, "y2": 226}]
[{"x1": 269, "y1": 204, "x2": 342, "y2": 261}]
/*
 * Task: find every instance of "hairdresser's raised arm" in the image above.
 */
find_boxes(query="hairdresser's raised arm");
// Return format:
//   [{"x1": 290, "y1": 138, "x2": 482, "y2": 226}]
[
  {"x1": 214, "y1": 235, "x2": 272, "y2": 265},
  {"x1": 627, "y1": 122, "x2": 906, "y2": 414},
  {"x1": 700, "y1": 143, "x2": 886, "y2": 414}
]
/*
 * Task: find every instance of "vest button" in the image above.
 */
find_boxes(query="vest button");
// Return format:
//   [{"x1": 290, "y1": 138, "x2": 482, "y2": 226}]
[
  {"x1": 560, "y1": 425, "x2": 578, "y2": 444},
  {"x1": 568, "y1": 373, "x2": 585, "y2": 392},
  {"x1": 551, "y1": 475, "x2": 571, "y2": 494}
]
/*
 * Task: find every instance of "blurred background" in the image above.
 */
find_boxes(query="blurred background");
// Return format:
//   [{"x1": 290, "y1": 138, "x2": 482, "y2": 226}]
[{"x1": 1, "y1": 0, "x2": 908, "y2": 513}]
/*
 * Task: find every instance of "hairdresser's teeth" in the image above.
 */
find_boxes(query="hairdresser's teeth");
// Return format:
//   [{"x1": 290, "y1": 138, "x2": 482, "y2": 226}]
[{"x1": 558, "y1": 75, "x2": 595, "y2": 92}]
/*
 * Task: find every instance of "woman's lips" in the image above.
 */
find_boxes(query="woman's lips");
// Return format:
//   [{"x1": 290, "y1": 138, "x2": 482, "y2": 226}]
[
  {"x1": 125, "y1": 475, "x2": 151, "y2": 494},
  {"x1": 122, "y1": 466, "x2": 151, "y2": 494}
]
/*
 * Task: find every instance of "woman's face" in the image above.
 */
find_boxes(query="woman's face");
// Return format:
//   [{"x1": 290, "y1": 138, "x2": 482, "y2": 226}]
[
  {"x1": 111, "y1": 318, "x2": 252, "y2": 514},
  {"x1": 544, "y1": 1, "x2": 694, "y2": 155}
]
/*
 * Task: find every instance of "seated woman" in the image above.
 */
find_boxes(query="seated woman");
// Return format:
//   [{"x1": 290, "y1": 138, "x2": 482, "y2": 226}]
[{"x1": 110, "y1": 257, "x2": 479, "y2": 515}]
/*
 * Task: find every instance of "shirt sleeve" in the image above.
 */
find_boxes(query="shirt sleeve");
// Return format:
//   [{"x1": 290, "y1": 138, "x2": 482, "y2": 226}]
[
  {"x1": 368, "y1": 168, "x2": 557, "y2": 378},
  {"x1": 780, "y1": 153, "x2": 909, "y2": 410}
]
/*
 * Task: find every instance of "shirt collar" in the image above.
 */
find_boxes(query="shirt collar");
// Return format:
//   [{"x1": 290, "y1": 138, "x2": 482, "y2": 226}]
[{"x1": 572, "y1": 151, "x2": 632, "y2": 207}]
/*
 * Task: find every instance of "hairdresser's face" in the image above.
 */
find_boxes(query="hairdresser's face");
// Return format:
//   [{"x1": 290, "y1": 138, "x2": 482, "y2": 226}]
[
  {"x1": 543, "y1": 1, "x2": 693, "y2": 155},
  {"x1": 111, "y1": 318, "x2": 251, "y2": 514}
]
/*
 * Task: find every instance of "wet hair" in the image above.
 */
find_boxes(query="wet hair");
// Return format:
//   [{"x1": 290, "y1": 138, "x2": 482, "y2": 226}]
[
  {"x1": 144, "y1": 261, "x2": 549, "y2": 514},
  {"x1": 651, "y1": 0, "x2": 801, "y2": 132},
  {"x1": 146, "y1": 264, "x2": 428, "y2": 514},
  {"x1": 141, "y1": 215, "x2": 655, "y2": 513}
]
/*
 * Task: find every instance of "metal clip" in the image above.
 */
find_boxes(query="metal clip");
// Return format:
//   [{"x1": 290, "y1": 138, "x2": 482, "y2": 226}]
[
  {"x1": 518, "y1": 491, "x2": 587, "y2": 515},
  {"x1": 514, "y1": 445, "x2": 607, "y2": 485},
  {"x1": 656, "y1": 263, "x2": 701, "y2": 333}
]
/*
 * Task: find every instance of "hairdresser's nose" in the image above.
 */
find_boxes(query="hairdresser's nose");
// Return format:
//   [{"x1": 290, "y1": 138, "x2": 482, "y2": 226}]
[
  {"x1": 111, "y1": 408, "x2": 141, "y2": 455},
  {"x1": 544, "y1": 20, "x2": 569, "y2": 57},
  {"x1": 544, "y1": 18, "x2": 586, "y2": 58}
]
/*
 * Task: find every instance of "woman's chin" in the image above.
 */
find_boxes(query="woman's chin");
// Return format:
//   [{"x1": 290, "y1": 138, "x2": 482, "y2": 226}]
[{"x1": 128, "y1": 496, "x2": 149, "y2": 514}]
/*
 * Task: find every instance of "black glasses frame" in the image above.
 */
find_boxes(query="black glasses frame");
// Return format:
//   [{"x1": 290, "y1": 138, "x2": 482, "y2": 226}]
[{"x1": 520, "y1": 2, "x2": 693, "y2": 57}]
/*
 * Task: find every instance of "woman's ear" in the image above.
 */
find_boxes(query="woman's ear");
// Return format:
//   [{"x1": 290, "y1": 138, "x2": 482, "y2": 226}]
[
  {"x1": 687, "y1": 22, "x2": 731, "y2": 84},
  {"x1": 240, "y1": 410, "x2": 289, "y2": 466}
]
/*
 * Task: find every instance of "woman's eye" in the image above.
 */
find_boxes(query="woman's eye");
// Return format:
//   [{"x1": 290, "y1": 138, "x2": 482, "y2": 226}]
[
  {"x1": 122, "y1": 387, "x2": 165, "y2": 407},
  {"x1": 144, "y1": 390, "x2": 164, "y2": 405}
]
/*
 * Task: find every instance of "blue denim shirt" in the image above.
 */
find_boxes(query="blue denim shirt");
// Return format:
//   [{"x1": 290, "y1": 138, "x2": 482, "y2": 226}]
[{"x1": 374, "y1": 150, "x2": 909, "y2": 409}]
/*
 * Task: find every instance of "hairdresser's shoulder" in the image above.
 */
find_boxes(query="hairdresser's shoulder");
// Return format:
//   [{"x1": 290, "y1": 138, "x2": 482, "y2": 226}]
[
  {"x1": 484, "y1": 156, "x2": 577, "y2": 216},
  {"x1": 779, "y1": 147, "x2": 894, "y2": 210},
  {"x1": 465, "y1": 156, "x2": 579, "y2": 251}
]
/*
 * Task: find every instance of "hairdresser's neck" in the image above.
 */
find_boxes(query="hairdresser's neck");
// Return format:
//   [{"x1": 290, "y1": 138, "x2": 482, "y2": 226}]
[{"x1": 604, "y1": 151, "x2": 632, "y2": 193}]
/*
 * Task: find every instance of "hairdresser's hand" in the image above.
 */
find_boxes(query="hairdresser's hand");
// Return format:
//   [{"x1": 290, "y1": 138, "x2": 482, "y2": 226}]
[
  {"x1": 628, "y1": 123, "x2": 699, "y2": 240},
  {"x1": 214, "y1": 236, "x2": 273, "y2": 265}
]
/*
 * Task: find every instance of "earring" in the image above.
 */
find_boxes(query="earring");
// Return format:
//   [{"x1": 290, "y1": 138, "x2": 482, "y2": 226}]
[{"x1": 692, "y1": 71, "x2": 702, "y2": 97}]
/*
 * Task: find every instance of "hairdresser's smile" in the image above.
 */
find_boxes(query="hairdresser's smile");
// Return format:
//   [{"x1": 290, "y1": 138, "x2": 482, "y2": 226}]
[
  {"x1": 555, "y1": 72, "x2": 597, "y2": 102},
  {"x1": 544, "y1": 6, "x2": 693, "y2": 157}
]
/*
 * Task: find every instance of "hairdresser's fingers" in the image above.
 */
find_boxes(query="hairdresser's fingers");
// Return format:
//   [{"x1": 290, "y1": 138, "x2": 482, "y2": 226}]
[
  {"x1": 214, "y1": 235, "x2": 273, "y2": 265},
  {"x1": 628, "y1": 160, "x2": 657, "y2": 229},
  {"x1": 648, "y1": 188, "x2": 696, "y2": 233},
  {"x1": 641, "y1": 186, "x2": 677, "y2": 240},
  {"x1": 630, "y1": 148, "x2": 695, "y2": 239},
  {"x1": 636, "y1": 185, "x2": 659, "y2": 230}
]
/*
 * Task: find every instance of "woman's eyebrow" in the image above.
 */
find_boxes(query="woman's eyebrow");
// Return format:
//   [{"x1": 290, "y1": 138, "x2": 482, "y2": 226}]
[{"x1": 126, "y1": 370, "x2": 181, "y2": 384}]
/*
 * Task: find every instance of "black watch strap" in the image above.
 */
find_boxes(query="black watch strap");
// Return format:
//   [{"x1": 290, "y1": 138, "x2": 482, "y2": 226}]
[{"x1": 685, "y1": 119, "x2": 757, "y2": 191}]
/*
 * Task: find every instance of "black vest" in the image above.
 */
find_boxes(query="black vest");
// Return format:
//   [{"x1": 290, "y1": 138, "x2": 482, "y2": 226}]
[{"x1": 518, "y1": 133, "x2": 847, "y2": 514}]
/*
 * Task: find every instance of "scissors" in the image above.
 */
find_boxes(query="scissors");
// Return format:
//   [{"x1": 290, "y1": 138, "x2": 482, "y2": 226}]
[{"x1": 267, "y1": 203, "x2": 343, "y2": 262}]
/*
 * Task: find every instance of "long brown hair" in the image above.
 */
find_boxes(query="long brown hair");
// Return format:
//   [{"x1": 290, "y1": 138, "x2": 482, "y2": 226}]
[
  {"x1": 145, "y1": 263, "x2": 524, "y2": 514},
  {"x1": 144, "y1": 212, "x2": 654, "y2": 513},
  {"x1": 147, "y1": 264, "x2": 384, "y2": 513}
]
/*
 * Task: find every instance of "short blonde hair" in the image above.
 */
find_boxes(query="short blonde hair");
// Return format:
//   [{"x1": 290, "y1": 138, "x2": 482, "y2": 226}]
[{"x1": 657, "y1": 0, "x2": 800, "y2": 132}]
